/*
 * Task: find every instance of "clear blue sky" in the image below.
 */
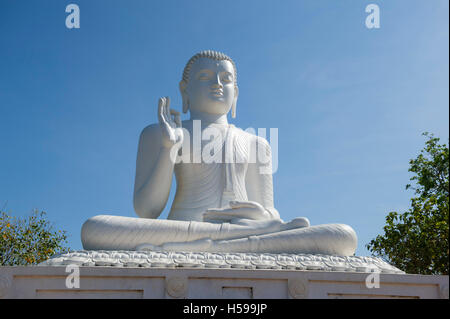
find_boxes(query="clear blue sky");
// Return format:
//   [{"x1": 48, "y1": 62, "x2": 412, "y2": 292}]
[{"x1": 0, "y1": 0, "x2": 448, "y2": 256}]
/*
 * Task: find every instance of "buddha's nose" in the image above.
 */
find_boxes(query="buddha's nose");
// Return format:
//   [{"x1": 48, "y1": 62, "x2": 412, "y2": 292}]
[{"x1": 211, "y1": 75, "x2": 223, "y2": 88}]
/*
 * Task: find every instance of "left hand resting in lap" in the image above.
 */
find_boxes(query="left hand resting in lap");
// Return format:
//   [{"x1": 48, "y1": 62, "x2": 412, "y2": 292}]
[{"x1": 202, "y1": 201, "x2": 272, "y2": 223}]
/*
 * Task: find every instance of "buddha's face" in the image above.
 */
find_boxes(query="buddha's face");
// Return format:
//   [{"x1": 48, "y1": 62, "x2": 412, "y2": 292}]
[{"x1": 181, "y1": 58, "x2": 238, "y2": 116}]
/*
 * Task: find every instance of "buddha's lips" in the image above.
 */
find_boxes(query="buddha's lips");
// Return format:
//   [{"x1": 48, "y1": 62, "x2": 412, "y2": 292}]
[{"x1": 210, "y1": 90, "x2": 223, "y2": 96}]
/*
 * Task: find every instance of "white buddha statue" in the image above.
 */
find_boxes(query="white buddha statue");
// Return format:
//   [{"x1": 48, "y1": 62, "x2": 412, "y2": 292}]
[{"x1": 81, "y1": 50, "x2": 357, "y2": 256}]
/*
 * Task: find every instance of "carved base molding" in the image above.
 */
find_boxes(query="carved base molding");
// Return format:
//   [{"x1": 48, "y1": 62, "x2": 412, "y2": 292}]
[{"x1": 38, "y1": 250, "x2": 405, "y2": 274}]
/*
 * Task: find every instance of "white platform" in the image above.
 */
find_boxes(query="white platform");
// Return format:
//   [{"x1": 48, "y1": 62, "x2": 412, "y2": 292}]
[{"x1": 0, "y1": 265, "x2": 447, "y2": 299}]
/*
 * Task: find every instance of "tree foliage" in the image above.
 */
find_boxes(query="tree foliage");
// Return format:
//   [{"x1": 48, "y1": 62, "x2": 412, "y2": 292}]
[
  {"x1": 367, "y1": 133, "x2": 449, "y2": 275},
  {"x1": 0, "y1": 210, "x2": 69, "y2": 266}
]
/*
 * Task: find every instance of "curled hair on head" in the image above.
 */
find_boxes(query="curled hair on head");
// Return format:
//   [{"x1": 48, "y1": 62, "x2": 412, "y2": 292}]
[{"x1": 181, "y1": 50, "x2": 237, "y2": 87}]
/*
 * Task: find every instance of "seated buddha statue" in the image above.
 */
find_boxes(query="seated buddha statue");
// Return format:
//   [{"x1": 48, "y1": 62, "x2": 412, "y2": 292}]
[{"x1": 81, "y1": 50, "x2": 357, "y2": 256}]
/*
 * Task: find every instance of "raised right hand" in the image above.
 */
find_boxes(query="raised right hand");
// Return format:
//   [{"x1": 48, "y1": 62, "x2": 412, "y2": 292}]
[{"x1": 158, "y1": 96, "x2": 183, "y2": 150}]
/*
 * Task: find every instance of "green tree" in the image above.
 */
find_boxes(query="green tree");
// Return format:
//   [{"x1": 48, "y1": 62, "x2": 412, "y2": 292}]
[
  {"x1": 0, "y1": 210, "x2": 69, "y2": 266},
  {"x1": 367, "y1": 133, "x2": 449, "y2": 275}
]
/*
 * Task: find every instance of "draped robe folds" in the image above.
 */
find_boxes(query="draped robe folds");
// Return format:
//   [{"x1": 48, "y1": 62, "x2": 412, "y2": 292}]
[
  {"x1": 169, "y1": 124, "x2": 253, "y2": 222},
  {"x1": 81, "y1": 125, "x2": 358, "y2": 256}
]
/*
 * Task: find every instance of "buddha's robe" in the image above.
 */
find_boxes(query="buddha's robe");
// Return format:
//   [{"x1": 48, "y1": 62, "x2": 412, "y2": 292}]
[
  {"x1": 81, "y1": 124, "x2": 357, "y2": 256},
  {"x1": 169, "y1": 124, "x2": 275, "y2": 221}
]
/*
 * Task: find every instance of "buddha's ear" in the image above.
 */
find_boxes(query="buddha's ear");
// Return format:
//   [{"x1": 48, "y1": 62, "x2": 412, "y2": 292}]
[
  {"x1": 231, "y1": 85, "x2": 239, "y2": 118},
  {"x1": 179, "y1": 80, "x2": 189, "y2": 114}
]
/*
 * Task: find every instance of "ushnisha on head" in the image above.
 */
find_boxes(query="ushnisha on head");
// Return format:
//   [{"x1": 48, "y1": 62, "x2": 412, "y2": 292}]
[{"x1": 179, "y1": 50, "x2": 239, "y2": 118}]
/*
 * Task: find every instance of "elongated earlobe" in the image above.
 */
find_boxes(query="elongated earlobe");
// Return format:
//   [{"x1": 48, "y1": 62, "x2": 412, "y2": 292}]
[
  {"x1": 179, "y1": 80, "x2": 189, "y2": 113},
  {"x1": 231, "y1": 86, "x2": 239, "y2": 118},
  {"x1": 183, "y1": 98, "x2": 189, "y2": 114}
]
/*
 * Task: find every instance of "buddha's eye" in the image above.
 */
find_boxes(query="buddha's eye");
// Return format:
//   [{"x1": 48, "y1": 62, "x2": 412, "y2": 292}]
[
  {"x1": 197, "y1": 72, "x2": 211, "y2": 81},
  {"x1": 221, "y1": 73, "x2": 233, "y2": 83}
]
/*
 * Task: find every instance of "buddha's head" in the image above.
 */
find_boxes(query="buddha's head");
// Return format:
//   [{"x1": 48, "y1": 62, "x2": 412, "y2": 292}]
[{"x1": 180, "y1": 50, "x2": 239, "y2": 118}]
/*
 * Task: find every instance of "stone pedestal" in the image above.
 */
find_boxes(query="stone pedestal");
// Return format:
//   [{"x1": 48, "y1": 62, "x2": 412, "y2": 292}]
[{"x1": 0, "y1": 263, "x2": 447, "y2": 299}]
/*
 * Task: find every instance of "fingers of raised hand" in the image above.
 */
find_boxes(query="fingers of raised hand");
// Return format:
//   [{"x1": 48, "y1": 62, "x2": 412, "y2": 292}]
[
  {"x1": 158, "y1": 97, "x2": 170, "y2": 119},
  {"x1": 164, "y1": 96, "x2": 171, "y2": 122},
  {"x1": 158, "y1": 97, "x2": 166, "y2": 124},
  {"x1": 158, "y1": 96, "x2": 181, "y2": 128}
]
